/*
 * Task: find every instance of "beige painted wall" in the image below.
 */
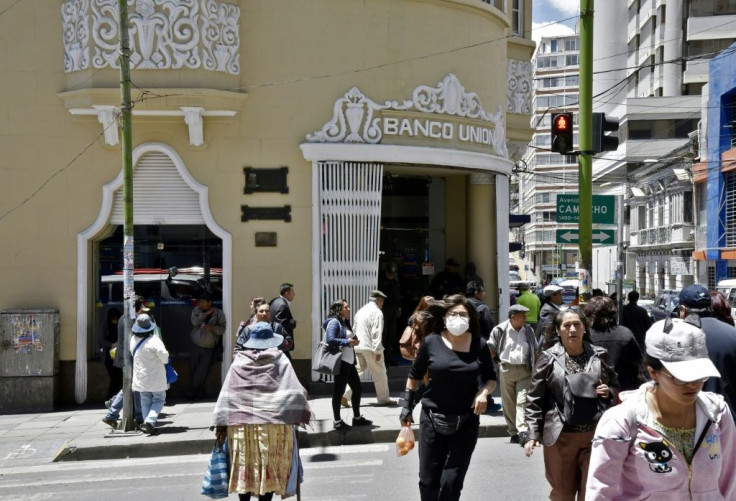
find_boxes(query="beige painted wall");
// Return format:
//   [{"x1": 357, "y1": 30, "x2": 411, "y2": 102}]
[{"x1": 0, "y1": 1, "x2": 531, "y2": 386}]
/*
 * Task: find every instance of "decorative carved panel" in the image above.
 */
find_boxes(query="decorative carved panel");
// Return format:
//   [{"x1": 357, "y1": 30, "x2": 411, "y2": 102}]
[
  {"x1": 507, "y1": 58, "x2": 532, "y2": 115},
  {"x1": 306, "y1": 74, "x2": 508, "y2": 158},
  {"x1": 62, "y1": 0, "x2": 240, "y2": 74}
]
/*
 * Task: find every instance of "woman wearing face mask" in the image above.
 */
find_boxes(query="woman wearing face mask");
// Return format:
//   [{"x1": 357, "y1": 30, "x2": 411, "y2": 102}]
[
  {"x1": 524, "y1": 308, "x2": 618, "y2": 500},
  {"x1": 399, "y1": 294, "x2": 497, "y2": 501}
]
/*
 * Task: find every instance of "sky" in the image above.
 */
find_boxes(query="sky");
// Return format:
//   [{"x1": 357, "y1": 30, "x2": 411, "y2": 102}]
[{"x1": 531, "y1": 0, "x2": 578, "y2": 43}]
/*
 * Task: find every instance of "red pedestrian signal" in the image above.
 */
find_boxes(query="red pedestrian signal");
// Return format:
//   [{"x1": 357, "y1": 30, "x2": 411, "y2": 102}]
[{"x1": 551, "y1": 112, "x2": 574, "y2": 154}]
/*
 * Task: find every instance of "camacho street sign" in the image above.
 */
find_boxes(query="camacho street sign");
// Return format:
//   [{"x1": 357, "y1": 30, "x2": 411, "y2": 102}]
[
  {"x1": 556, "y1": 229, "x2": 615, "y2": 245},
  {"x1": 556, "y1": 194, "x2": 615, "y2": 224}
]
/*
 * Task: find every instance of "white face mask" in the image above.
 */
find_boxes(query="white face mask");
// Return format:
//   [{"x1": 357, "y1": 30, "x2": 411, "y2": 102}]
[{"x1": 445, "y1": 316, "x2": 469, "y2": 336}]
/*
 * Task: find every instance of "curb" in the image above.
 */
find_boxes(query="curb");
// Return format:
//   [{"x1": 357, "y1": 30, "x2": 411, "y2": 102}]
[{"x1": 53, "y1": 423, "x2": 508, "y2": 462}]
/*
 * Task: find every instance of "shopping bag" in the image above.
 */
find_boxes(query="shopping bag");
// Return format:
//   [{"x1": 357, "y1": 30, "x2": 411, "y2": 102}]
[
  {"x1": 201, "y1": 439, "x2": 229, "y2": 499},
  {"x1": 396, "y1": 424, "x2": 416, "y2": 457},
  {"x1": 165, "y1": 359, "x2": 178, "y2": 384},
  {"x1": 311, "y1": 342, "x2": 342, "y2": 375}
]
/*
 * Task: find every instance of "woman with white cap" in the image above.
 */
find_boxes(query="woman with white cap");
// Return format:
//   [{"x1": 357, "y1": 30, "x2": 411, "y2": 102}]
[
  {"x1": 586, "y1": 317, "x2": 736, "y2": 499},
  {"x1": 211, "y1": 322, "x2": 311, "y2": 500}
]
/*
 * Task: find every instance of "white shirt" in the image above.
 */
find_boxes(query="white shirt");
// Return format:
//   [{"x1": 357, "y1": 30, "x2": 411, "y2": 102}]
[
  {"x1": 352, "y1": 301, "x2": 384, "y2": 354},
  {"x1": 341, "y1": 327, "x2": 356, "y2": 364},
  {"x1": 499, "y1": 324, "x2": 529, "y2": 365}
]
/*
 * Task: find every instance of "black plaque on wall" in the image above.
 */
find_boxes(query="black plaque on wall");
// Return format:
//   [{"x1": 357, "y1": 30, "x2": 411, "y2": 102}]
[
  {"x1": 241, "y1": 205, "x2": 291, "y2": 222},
  {"x1": 243, "y1": 167, "x2": 289, "y2": 194}
]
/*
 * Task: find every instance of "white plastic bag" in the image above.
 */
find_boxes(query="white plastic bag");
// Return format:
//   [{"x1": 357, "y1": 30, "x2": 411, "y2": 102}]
[{"x1": 396, "y1": 425, "x2": 416, "y2": 457}]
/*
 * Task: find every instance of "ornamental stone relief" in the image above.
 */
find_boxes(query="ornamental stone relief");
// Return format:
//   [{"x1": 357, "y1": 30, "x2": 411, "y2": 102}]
[
  {"x1": 307, "y1": 74, "x2": 508, "y2": 158},
  {"x1": 506, "y1": 58, "x2": 532, "y2": 115},
  {"x1": 62, "y1": 0, "x2": 240, "y2": 74}
]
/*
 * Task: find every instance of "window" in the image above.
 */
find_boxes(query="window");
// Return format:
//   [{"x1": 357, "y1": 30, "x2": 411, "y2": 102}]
[
  {"x1": 725, "y1": 171, "x2": 736, "y2": 247},
  {"x1": 512, "y1": 0, "x2": 523, "y2": 36}
]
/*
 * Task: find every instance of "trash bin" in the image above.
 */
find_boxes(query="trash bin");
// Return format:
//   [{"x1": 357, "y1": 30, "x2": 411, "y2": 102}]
[{"x1": 0, "y1": 309, "x2": 60, "y2": 412}]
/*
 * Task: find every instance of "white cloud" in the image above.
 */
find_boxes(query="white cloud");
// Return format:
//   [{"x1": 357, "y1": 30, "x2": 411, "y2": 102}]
[
  {"x1": 548, "y1": 0, "x2": 580, "y2": 17},
  {"x1": 530, "y1": 21, "x2": 576, "y2": 45}
]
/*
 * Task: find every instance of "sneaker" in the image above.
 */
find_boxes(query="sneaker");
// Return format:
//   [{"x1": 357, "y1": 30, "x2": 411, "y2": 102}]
[
  {"x1": 334, "y1": 420, "x2": 352, "y2": 431},
  {"x1": 101, "y1": 418, "x2": 118, "y2": 430},
  {"x1": 509, "y1": 434, "x2": 520, "y2": 444},
  {"x1": 375, "y1": 399, "x2": 397, "y2": 407},
  {"x1": 340, "y1": 397, "x2": 351, "y2": 408},
  {"x1": 352, "y1": 416, "x2": 373, "y2": 427},
  {"x1": 140, "y1": 422, "x2": 156, "y2": 435},
  {"x1": 104, "y1": 399, "x2": 112, "y2": 410}
]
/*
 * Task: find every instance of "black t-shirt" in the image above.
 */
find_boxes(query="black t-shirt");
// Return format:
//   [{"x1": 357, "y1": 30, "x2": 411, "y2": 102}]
[{"x1": 409, "y1": 333, "x2": 496, "y2": 415}]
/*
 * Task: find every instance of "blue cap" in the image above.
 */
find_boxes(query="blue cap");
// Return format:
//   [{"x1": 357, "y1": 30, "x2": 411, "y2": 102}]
[
  {"x1": 678, "y1": 285, "x2": 711, "y2": 308},
  {"x1": 243, "y1": 322, "x2": 284, "y2": 350}
]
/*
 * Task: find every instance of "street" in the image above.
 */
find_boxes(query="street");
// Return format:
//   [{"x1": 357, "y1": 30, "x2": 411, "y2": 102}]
[{"x1": 0, "y1": 438, "x2": 548, "y2": 500}]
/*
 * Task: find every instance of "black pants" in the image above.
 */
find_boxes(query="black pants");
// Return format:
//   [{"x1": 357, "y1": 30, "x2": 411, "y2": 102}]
[
  {"x1": 331, "y1": 361, "x2": 362, "y2": 421},
  {"x1": 418, "y1": 409, "x2": 479, "y2": 501},
  {"x1": 190, "y1": 344, "x2": 215, "y2": 399},
  {"x1": 238, "y1": 493, "x2": 273, "y2": 501}
]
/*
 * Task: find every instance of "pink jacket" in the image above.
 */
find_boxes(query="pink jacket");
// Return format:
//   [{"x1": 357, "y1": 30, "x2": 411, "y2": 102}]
[{"x1": 586, "y1": 384, "x2": 736, "y2": 500}]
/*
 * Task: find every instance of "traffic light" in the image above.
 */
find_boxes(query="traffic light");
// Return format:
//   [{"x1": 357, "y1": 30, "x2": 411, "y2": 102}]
[
  {"x1": 592, "y1": 112, "x2": 619, "y2": 152},
  {"x1": 551, "y1": 112, "x2": 574, "y2": 154}
]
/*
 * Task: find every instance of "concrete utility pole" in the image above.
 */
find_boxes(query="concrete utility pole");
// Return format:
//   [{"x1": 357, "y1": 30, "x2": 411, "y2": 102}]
[
  {"x1": 118, "y1": 0, "x2": 136, "y2": 431},
  {"x1": 577, "y1": 0, "x2": 594, "y2": 302}
]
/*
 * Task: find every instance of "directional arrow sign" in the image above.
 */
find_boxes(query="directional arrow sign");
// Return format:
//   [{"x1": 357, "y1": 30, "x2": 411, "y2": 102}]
[
  {"x1": 556, "y1": 229, "x2": 615, "y2": 244},
  {"x1": 556, "y1": 194, "x2": 615, "y2": 224}
]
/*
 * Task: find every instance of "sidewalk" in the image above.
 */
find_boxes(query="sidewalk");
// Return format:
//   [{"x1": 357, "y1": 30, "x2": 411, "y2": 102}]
[{"x1": 0, "y1": 395, "x2": 508, "y2": 463}]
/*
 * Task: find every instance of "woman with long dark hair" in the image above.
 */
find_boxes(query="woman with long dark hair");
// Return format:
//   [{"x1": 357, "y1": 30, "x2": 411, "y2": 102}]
[
  {"x1": 323, "y1": 299, "x2": 370, "y2": 431},
  {"x1": 399, "y1": 294, "x2": 497, "y2": 500},
  {"x1": 524, "y1": 308, "x2": 618, "y2": 500}
]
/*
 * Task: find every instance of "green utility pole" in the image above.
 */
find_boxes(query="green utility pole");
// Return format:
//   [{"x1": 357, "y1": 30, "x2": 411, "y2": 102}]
[
  {"x1": 118, "y1": 0, "x2": 136, "y2": 431},
  {"x1": 577, "y1": 0, "x2": 594, "y2": 302}
]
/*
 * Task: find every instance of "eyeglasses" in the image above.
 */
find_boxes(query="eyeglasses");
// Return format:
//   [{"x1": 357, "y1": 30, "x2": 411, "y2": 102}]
[
  {"x1": 446, "y1": 311, "x2": 469, "y2": 319},
  {"x1": 660, "y1": 370, "x2": 708, "y2": 386}
]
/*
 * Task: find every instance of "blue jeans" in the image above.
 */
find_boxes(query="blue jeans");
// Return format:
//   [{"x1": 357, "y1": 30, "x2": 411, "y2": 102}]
[
  {"x1": 139, "y1": 391, "x2": 166, "y2": 427},
  {"x1": 105, "y1": 389, "x2": 143, "y2": 422}
]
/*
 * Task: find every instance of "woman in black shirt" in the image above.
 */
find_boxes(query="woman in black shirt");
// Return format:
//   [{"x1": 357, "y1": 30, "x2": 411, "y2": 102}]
[{"x1": 399, "y1": 295, "x2": 497, "y2": 501}]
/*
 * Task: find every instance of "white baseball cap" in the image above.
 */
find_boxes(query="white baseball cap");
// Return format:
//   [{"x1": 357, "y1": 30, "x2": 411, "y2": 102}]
[
  {"x1": 645, "y1": 317, "x2": 721, "y2": 382},
  {"x1": 543, "y1": 285, "x2": 563, "y2": 297}
]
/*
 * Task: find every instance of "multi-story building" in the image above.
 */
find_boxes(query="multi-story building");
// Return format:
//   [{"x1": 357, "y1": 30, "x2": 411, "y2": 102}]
[
  {"x1": 521, "y1": 32, "x2": 581, "y2": 282},
  {"x1": 588, "y1": 1, "x2": 735, "y2": 295},
  {"x1": 0, "y1": 0, "x2": 534, "y2": 406}
]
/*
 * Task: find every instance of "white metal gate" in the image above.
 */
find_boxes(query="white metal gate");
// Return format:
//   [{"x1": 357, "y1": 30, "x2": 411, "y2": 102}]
[{"x1": 317, "y1": 161, "x2": 383, "y2": 381}]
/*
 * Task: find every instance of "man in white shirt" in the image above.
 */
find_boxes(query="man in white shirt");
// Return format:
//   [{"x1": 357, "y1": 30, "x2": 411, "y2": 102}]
[
  {"x1": 489, "y1": 304, "x2": 538, "y2": 444},
  {"x1": 343, "y1": 290, "x2": 397, "y2": 406}
]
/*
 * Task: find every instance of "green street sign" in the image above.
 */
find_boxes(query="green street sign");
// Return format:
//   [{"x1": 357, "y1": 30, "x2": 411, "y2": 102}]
[
  {"x1": 556, "y1": 194, "x2": 615, "y2": 224},
  {"x1": 556, "y1": 229, "x2": 616, "y2": 245}
]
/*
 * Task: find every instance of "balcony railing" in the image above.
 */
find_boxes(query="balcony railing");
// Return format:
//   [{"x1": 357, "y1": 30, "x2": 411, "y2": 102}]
[{"x1": 632, "y1": 224, "x2": 694, "y2": 247}]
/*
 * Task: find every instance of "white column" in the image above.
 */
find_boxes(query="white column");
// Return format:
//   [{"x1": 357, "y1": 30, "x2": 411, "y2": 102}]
[
  {"x1": 495, "y1": 174, "x2": 510, "y2": 323},
  {"x1": 663, "y1": 0, "x2": 683, "y2": 96}
]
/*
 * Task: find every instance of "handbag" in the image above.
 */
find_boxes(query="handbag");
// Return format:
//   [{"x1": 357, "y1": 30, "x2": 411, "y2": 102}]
[
  {"x1": 165, "y1": 359, "x2": 178, "y2": 384},
  {"x1": 563, "y1": 371, "x2": 604, "y2": 425},
  {"x1": 201, "y1": 439, "x2": 229, "y2": 499},
  {"x1": 311, "y1": 341, "x2": 343, "y2": 375},
  {"x1": 399, "y1": 324, "x2": 422, "y2": 361},
  {"x1": 427, "y1": 409, "x2": 470, "y2": 436}
]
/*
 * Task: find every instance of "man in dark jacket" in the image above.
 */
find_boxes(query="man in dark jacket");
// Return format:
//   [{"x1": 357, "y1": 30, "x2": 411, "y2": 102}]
[
  {"x1": 429, "y1": 258, "x2": 465, "y2": 299},
  {"x1": 466, "y1": 280, "x2": 494, "y2": 339},
  {"x1": 622, "y1": 290, "x2": 652, "y2": 350},
  {"x1": 678, "y1": 284, "x2": 736, "y2": 413},
  {"x1": 270, "y1": 283, "x2": 296, "y2": 359},
  {"x1": 536, "y1": 284, "x2": 563, "y2": 346},
  {"x1": 378, "y1": 262, "x2": 402, "y2": 362}
]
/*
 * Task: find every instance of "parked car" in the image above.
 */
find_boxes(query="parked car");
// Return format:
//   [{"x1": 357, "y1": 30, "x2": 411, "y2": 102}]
[
  {"x1": 649, "y1": 290, "x2": 680, "y2": 322},
  {"x1": 97, "y1": 266, "x2": 223, "y2": 357}
]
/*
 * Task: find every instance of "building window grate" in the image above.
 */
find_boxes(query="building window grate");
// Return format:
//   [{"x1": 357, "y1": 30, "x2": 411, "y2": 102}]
[{"x1": 726, "y1": 172, "x2": 736, "y2": 247}]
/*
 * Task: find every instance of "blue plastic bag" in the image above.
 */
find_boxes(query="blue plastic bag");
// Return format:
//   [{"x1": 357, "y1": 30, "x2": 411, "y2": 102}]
[
  {"x1": 201, "y1": 439, "x2": 229, "y2": 499},
  {"x1": 165, "y1": 359, "x2": 178, "y2": 384}
]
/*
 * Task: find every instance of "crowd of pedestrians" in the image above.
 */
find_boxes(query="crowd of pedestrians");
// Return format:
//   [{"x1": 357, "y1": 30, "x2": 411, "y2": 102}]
[{"x1": 100, "y1": 262, "x2": 736, "y2": 500}]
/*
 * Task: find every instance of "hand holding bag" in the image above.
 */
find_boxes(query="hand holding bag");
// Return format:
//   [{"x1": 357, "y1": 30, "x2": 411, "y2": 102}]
[
  {"x1": 396, "y1": 425, "x2": 416, "y2": 456},
  {"x1": 311, "y1": 341, "x2": 343, "y2": 375},
  {"x1": 201, "y1": 439, "x2": 229, "y2": 499}
]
